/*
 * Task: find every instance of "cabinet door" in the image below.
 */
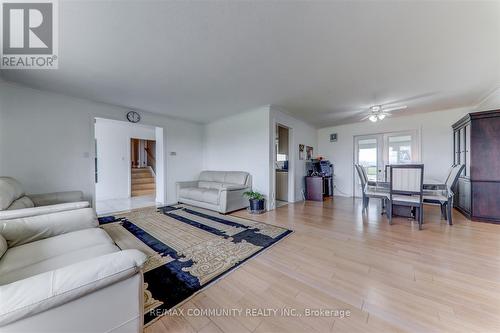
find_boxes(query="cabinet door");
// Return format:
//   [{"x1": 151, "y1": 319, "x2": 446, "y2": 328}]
[
  {"x1": 454, "y1": 130, "x2": 460, "y2": 165},
  {"x1": 306, "y1": 177, "x2": 323, "y2": 201},
  {"x1": 465, "y1": 124, "x2": 470, "y2": 177},
  {"x1": 472, "y1": 182, "x2": 500, "y2": 220},
  {"x1": 457, "y1": 179, "x2": 471, "y2": 213},
  {"x1": 460, "y1": 128, "x2": 466, "y2": 175},
  {"x1": 458, "y1": 128, "x2": 464, "y2": 166}
]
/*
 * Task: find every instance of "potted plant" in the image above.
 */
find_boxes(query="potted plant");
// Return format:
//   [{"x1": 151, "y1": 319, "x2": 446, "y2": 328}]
[{"x1": 243, "y1": 191, "x2": 265, "y2": 213}]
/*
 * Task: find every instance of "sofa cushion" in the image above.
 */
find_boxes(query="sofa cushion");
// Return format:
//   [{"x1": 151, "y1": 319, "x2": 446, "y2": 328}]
[
  {"x1": 0, "y1": 243, "x2": 119, "y2": 286},
  {"x1": 0, "y1": 228, "x2": 115, "y2": 284},
  {"x1": 179, "y1": 187, "x2": 220, "y2": 205},
  {"x1": 7, "y1": 196, "x2": 35, "y2": 210},
  {"x1": 199, "y1": 171, "x2": 226, "y2": 183},
  {"x1": 199, "y1": 171, "x2": 249, "y2": 186},
  {"x1": 198, "y1": 181, "x2": 223, "y2": 190},
  {"x1": 0, "y1": 249, "x2": 146, "y2": 327},
  {"x1": 223, "y1": 172, "x2": 249, "y2": 185},
  {"x1": 0, "y1": 177, "x2": 25, "y2": 211}
]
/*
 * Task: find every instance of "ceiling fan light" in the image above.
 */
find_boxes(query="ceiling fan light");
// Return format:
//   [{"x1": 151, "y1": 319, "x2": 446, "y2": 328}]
[
  {"x1": 378, "y1": 114, "x2": 386, "y2": 120},
  {"x1": 369, "y1": 115, "x2": 378, "y2": 122}
]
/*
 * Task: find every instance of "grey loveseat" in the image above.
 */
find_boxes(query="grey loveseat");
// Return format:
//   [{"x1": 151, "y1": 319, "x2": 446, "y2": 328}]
[
  {"x1": 0, "y1": 177, "x2": 89, "y2": 220},
  {"x1": 176, "y1": 171, "x2": 252, "y2": 213}
]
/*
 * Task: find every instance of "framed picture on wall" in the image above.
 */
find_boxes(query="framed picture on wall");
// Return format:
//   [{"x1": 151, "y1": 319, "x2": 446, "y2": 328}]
[
  {"x1": 306, "y1": 146, "x2": 313, "y2": 160},
  {"x1": 299, "y1": 144, "x2": 305, "y2": 160}
]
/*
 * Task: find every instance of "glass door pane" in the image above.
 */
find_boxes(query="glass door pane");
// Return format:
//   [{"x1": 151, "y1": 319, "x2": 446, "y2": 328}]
[
  {"x1": 387, "y1": 135, "x2": 413, "y2": 164},
  {"x1": 354, "y1": 135, "x2": 383, "y2": 197},
  {"x1": 358, "y1": 138, "x2": 378, "y2": 182}
]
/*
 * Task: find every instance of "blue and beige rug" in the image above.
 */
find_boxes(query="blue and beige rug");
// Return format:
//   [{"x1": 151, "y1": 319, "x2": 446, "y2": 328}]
[{"x1": 98, "y1": 204, "x2": 292, "y2": 326}]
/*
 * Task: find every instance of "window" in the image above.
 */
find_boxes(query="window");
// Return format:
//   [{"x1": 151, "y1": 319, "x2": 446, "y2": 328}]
[
  {"x1": 276, "y1": 154, "x2": 288, "y2": 161},
  {"x1": 388, "y1": 135, "x2": 412, "y2": 164}
]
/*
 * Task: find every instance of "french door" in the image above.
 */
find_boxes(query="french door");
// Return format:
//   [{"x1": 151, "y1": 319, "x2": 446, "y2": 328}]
[{"x1": 354, "y1": 130, "x2": 420, "y2": 197}]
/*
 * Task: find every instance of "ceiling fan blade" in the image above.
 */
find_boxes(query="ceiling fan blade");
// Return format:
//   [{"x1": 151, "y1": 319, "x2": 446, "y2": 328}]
[
  {"x1": 378, "y1": 92, "x2": 439, "y2": 106},
  {"x1": 360, "y1": 114, "x2": 371, "y2": 121},
  {"x1": 382, "y1": 105, "x2": 407, "y2": 113}
]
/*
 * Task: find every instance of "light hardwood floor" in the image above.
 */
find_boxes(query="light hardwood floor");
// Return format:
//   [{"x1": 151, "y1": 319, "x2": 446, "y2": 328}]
[{"x1": 145, "y1": 197, "x2": 500, "y2": 333}]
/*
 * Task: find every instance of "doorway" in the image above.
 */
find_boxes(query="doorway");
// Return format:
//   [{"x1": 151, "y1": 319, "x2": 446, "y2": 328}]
[
  {"x1": 130, "y1": 138, "x2": 156, "y2": 197},
  {"x1": 275, "y1": 124, "x2": 291, "y2": 208},
  {"x1": 353, "y1": 130, "x2": 420, "y2": 197},
  {"x1": 94, "y1": 118, "x2": 164, "y2": 215}
]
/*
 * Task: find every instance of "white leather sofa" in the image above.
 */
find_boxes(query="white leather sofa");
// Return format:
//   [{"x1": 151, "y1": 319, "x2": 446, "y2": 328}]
[
  {"x1": 176, "y1": 171, "x2": 251, "y2": 213},
  {"x1": 0, "y1": 177, "x2": 89, "y2": 220},
  {"x1": 0, "y1": 207, "x2": 147, "y2": 333}
]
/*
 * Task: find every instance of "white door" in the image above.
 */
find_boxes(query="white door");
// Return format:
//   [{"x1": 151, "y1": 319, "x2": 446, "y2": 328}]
[{"x1": 354, "y1": 130, "x2": 420, "y2": 197}]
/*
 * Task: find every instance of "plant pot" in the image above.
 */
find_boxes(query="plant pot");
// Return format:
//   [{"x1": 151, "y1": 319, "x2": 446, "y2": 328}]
[{"x1": 249, "y1": 198, "x2": 265, "y2": 212}]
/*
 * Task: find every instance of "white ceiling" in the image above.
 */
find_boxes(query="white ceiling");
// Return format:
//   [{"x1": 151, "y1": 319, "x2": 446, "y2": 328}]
[{"x1": 2, "y1": 1, "x2": 499, "y2": 127}]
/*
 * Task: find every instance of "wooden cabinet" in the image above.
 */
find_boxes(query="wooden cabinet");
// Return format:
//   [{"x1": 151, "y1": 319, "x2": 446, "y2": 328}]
[
  {"x1": 457, "y1": 178, "x2": 471, "y2": 214},
  {"x1": 452, "y1": 110, "x2": 500, "y2": 223},
  {"x1": 305, "y1": 176, "x2": 333, "y2": 201},
  {"x1": 276, "y1": 171, "x2": 288, "y2": 201},
  {"x1": 305, "y1": 176, "x2": 324, "y2": 201}
]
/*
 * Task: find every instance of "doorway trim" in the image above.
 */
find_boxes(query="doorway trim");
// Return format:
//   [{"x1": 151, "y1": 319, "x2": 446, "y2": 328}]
[
  {"x1": 93, "y1": 117, "x2": 165, "y2": 206},
  {"x1": 270, "y1": 121, "x2": 295, "y2": 210}
]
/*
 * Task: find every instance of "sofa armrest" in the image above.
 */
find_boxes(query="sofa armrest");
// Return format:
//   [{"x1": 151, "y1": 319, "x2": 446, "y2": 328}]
[
  {"x1": 0, "y1": 201, "x2": 89, "y2": 221},
  {"x1": 0, "y1": 249, "x2": 147, "y2": 327},
  {"x1": 0, "y1": 208, "x2": 97, "y2": 247},
  {"x1": 176, "y1": 181, "x2": 199, "y2": 201},
  {"x1": 28, "y1": 191, "x2": 84, "y2": 207},
  {"x1": 176, "y1": 181, "x2": 199, "y2": 189},
  {"x1": 219, "y1": 186, "x2": 251, "y2": 213}
]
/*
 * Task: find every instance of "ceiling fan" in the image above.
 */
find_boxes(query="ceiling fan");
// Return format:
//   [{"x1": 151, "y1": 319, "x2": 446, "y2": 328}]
[{"x1": 360, "y1": 104, "x2": 408, "y2": 122}]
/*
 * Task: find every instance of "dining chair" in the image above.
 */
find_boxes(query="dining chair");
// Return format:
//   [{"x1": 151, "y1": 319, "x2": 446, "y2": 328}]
[
  {"x1": 354, "y1": 164, "x2": 389, "y2": 214},
  {"x1": 389, "y1": 164, "x2": 424, "y2": 229},
  {"x1": 384, "y1": 164, "x2": 392, "y2": 182},
  {"x1": 359, "y1": 166, "x2": 377, "y2": 187},
  {"x1": 423, "y1": 164, "x2": 464, "y2": 225},
  {"x1": 444, "y1": 164, "x2": 456, "y2": 185}
]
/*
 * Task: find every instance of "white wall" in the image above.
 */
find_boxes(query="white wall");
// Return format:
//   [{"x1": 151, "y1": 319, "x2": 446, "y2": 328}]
[
  {"x1": 203, "y1": 105, "x2": 317, "y2": 210},
  {"x1": 476, "y1": 87, "x2": 500, "y2": 111},
  {"x1": 0, "y1": 80, "x2": 204, "y2": 205},
  {"x1": 94, "y1": 118, "x2": 156, "y2": 201},
  {"x1": 269, "y1": 106, "x2": 317, "y2": 207},
  {"x1": 203, "y1": 106, "x2": 272, "y2": 208},
  {"x1": 317, "y1": 107, "x2": 469, "y2": 197},
  {"x1": 155, "y1": 127, "x2": 165, "y2": 203}
]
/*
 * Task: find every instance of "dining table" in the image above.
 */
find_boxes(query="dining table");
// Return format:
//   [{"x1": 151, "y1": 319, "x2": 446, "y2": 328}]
[
  {"x1": 370, "y1": 179, "x2": 446, "y2": 192},
  {"x1": 369, "y1": 179, "x2": 446, "y2": 218}
]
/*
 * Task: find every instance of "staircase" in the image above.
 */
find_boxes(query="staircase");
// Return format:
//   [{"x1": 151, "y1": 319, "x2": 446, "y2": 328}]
[{"x1": 131, "y1": 167, "x2": 156, "y2": 197}]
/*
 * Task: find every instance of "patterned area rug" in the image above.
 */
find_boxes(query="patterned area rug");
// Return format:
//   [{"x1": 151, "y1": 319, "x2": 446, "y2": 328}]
[{"x1": 98, "y1": 204, "x2": 292, "y2": 326}]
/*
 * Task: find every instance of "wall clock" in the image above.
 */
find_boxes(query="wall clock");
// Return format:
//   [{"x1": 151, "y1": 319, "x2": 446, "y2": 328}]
[{"x1": 126, "y1": 111, "x2": 141, "y2": 123}]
